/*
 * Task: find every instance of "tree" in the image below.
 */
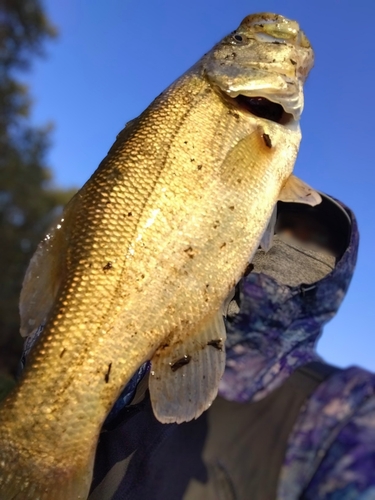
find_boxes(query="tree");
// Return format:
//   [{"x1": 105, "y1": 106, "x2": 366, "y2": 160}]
[{"x1": 0, "y1": 0, "x2": 75, "y2": 377}]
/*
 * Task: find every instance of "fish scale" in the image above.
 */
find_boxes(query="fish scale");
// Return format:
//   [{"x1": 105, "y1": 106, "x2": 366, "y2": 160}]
[{"x1": 0, "y1": 13, "x2": 318, "y2": 499}]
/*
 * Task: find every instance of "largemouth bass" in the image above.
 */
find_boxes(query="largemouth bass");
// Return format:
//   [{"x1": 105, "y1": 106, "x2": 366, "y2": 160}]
[{"x1": 0, "y1": 12, "x2": 319, "y2": 499}]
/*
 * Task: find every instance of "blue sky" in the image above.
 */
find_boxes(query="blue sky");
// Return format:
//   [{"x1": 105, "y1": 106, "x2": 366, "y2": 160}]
[{"x1": 28, "y1": 0, "x2": 375, "y2": 370}]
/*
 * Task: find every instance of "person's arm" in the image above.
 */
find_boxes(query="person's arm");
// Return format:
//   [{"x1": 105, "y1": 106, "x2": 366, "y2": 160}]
[{"x1": 303, "y1": 395, "x2": 375, "y2": 499}]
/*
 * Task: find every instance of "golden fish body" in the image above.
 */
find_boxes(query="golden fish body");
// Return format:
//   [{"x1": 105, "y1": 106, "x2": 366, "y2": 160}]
[{"x1": 0, "y1": 13, "x2": 314, "y2": 499}]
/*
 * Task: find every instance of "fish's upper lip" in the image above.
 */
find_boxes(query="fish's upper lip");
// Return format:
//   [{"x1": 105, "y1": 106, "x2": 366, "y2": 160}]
[
  {"x1": 238, "y1": 13, "x2": 311, "y2": 49},
  {"x1": 203, "y1": 55, "x2": 306, "y2": 121}
]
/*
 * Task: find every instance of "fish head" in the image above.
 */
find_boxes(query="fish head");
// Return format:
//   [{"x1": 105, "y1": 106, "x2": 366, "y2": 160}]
[{"x1": 203, "y1": 12, "x2": 314, "y2": 122}]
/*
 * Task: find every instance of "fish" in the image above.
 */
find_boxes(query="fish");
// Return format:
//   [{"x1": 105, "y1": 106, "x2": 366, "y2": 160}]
[{"x1": 0, "y1": 12, "x2": 319, "y2": 500}]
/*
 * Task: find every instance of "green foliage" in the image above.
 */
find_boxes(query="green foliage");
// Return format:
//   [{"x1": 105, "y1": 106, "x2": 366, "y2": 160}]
[
  {"x1": 0, "y1": 0, "x2": 56, "y2": 72},
  {"x1": 0, "y1": 1, "x2": 74, "y2": 376}
]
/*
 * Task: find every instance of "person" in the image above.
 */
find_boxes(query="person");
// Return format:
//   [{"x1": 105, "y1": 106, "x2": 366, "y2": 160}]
[{"x1": 87, "y1": 192, "x2": 375, "y2": 500}]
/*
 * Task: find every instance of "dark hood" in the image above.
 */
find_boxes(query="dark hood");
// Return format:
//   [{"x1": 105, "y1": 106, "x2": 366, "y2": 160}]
[{"x1": 219, "y1": 197, "x2": 359, "y2": 403}]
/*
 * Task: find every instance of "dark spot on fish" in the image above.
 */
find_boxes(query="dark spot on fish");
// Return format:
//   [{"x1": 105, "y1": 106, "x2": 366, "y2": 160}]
[
  {"x1": 184, "y1": 246, "x2": 194, "y2": 259},
  {"x1": 220, "y1": 242, "x2": 226, "y2": 249},
  {"x1": 88, "y1": 263, "x2": 92, "y2": 268},
  {"x1": 127, "y1": 212, "x2": 133, "y2": 217},
  {"x1": 206, "y1": 283, "x2": 210, "y2": 289},
  {"x1": 237, "y1": 179, "x2": 242, "y2": 184},
  {"x1": 207, "y1": 339, "x2": 223, "y2": 351},
  {"x1": 229, "y1": 206, "x2": 235, "y2": 211},
  {"x1": 290, "y1": 59, "x2": 297, "y2": 65},
  {"x1": 104, "y1": 363, "x2": 112, "y2": 383},
  {"x1": 170, "y1": 355, "x2": 192, "y2": 372},
  {"x1": 228, "y1": 109, "x2": 240, "y2": 119},
  {"x1": 243, "y1": 262, "x2": 254, "y2": 277},
  {"x1": 262, "y1": 133, "x2": 272, "y2": 148},
  {"x1": 59, "y1": 348, "x2": 66, "y2": 358},
  {"x1": 272, "y1": 59, "x2": 276, "y2": 62},
  {"x1": 103, "y1": 262, "x2": 113, "y2": 272},
  {"x1": 190, "y1": 158, "x2": 195, "y2": 162},
  {"x1": 197, "y1": 164, "x2": 203, "y2": 170},
  {"x1": 233, "y1": 34, "x2": 243, "y2": 42},
  {"x1": 184, "y1": 141, "x2": 188, "y2": 144}
]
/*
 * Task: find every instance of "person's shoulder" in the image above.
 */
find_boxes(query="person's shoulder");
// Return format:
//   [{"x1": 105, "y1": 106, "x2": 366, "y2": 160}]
[{"x1": 278, "y1": 365, "x2": 375, "y2": 499}]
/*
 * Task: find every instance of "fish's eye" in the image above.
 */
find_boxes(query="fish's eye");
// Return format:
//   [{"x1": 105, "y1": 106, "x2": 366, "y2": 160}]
[{"x1": 232, "y1": 34, "x2": 243, "y2": 43}]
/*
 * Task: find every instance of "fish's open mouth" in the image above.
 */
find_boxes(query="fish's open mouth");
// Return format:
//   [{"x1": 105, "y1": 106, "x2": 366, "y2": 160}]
[{"x1": 233, "y1": 95, "x2": 293, "y2": 125}]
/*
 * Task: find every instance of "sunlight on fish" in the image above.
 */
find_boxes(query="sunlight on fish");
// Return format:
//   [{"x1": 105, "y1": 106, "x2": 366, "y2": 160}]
[{"x1": 0, "y1": 12, "x2": 320, "y2": 500}]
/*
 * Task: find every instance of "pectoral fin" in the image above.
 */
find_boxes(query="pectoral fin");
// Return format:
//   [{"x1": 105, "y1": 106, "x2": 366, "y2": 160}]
[
  {"x1": 149, "y1": 310, "x2": 227, "y2": 424},
  {"x1": 279, "y1": 174, "x2": 322, "y2": 206}
]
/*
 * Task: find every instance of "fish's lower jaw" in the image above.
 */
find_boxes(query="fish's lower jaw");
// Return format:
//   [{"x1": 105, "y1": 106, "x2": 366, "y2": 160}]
[
  {"x1": 217, "y1": 85, "x2": 302, "y2": 129},
  {"x1": 229, "y1": 88, "x2": 302, "y2": 123},
  {"x1": 0, "y1": 439, "x2": 95, "y2": 500}
]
